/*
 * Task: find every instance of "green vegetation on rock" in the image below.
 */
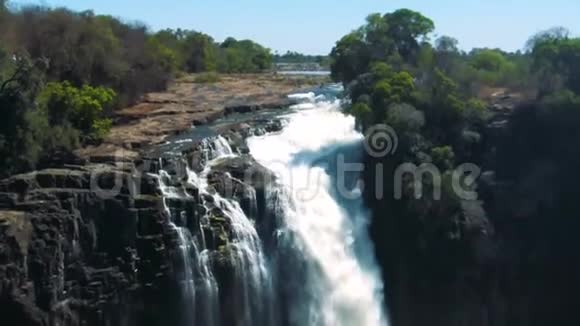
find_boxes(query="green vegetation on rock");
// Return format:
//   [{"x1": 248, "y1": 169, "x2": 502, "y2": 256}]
[{"x1": 331, "y1": 9, "x2": 580, "y2": 325}]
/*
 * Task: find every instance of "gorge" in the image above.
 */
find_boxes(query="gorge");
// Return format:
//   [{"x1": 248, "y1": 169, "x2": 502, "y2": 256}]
[
  {"x1": 3, "y1": 3, "x2": 580, "y2": 326},
  {"x1": 2, "y1": 74, "x2": 580, "y2": 326}
]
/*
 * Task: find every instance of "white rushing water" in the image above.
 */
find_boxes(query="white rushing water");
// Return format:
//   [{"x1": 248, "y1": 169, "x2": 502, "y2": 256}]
[
  {"x1": 156, "y1": 136, "x2": 274, "y2": 326},
  {"x1": 153, "y1": 86, "x2": 387, "y2": 325},
  {"x1": 248, "y1": 90, "x2": 388, "y2": 326}
]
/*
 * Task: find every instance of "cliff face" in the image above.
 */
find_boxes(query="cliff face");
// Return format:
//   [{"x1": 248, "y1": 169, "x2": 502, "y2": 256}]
[
  {"x1": 0, "y1": 141, "x2": 278, "y2": 326},
  {"x1": 0, "y1": 73, "x2": 305, "y2": 326},
  {"x1": 365, "y1": 100, "x2": 580, "y2": 326},
  {"x1": 362, "y1": 155, "x2": 494, "y2": 326},
  {"x1": 367, "y1": 176, "x2": 580, "y2": 326},
  {"x1": 0, "y1": 162, "x2": 196, "y2": 325}
]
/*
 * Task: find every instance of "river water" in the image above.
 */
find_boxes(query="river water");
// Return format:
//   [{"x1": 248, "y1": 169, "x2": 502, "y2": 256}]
[
  {"x1": 247, "y1": 87, "x2": 387, "y2": 325},
  {"x1": 157, "y1": 85, "x2": 387, "y2": 325}
]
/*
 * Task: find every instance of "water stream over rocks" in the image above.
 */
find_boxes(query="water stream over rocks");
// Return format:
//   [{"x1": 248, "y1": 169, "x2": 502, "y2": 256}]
[{"x1": 155, "y1": 85, "x2": 387, "y2": 325}]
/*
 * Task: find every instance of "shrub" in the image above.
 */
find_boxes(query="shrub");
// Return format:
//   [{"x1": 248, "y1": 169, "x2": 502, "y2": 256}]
[
  {"x1": 39, "y1": 81, "x2": 115, "y2": 140},
  {"x1": 350, "y1": 102, "x2": 373, "y2": 130},
  {"x1": 430, "y1": 145, "x2": 455, "y2": 170},
  {"x1": 386, "y1": 103, "x2": 425, "y2": 132}
]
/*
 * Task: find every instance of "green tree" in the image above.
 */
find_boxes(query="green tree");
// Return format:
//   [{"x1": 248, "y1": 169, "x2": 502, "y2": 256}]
[
  {"x1": 350, "y1": 102, "x2": 373, "y2": 130},
  {"x1": 470, "y1": 49, "x2": 510, "y2": 72},
  {"x1": 430, "y1": 146, "x2": 455, "y2": 170},
  {"x1": 424, "y1": 69, "x2": 467, "y2": 142},
  {"x1": 525, "y1": 26, "x2": 570, "y2": 51},
  {"x1": 0, "y1": 54, "x2": 46, "y2": 176},
  {"x1": 153, "y1": 28, "x2": 187, "y2": 67},
  {"x1": 39, "y1": 81, "x2": 115, "y2": 140},
  {"x1": 529, "y1": 35, "x2": 580, "y2": 95},
  {"x1": 330, "y1": 9, "x2": 434, "y2": 84},
  {"x1": 182, "y1": 32, "x2": 217, "y2": 72},
  {"x1": 435, "y1": 36, "x2": 459, "y2": 53},
  {"x1": 219, "y1": 38, "x2": 272, "y2": 73},
  {"x1": 363, "y1": 13, "x2": 393, "y2": 62},
  {"x1": 383, "y1": 9, "x2": 435, "y2": 61},
  {"x1": 434, "y1": 36, "x2": 460, "y2": 74},
  {"x1": 330, "y1": 31, "x2": 370, "y2": 83}
]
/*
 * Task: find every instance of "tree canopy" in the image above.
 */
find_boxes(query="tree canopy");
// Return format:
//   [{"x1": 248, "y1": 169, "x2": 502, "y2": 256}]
[
  {"x1": 330, "y1": 9, "x2": 434, "y2": 84},
  {"x1": 0, "y1": 4, "x2": 274, "y2": 177},
  {"x1": 528, "y1": 29, "x2": 580, "y2": 95}
]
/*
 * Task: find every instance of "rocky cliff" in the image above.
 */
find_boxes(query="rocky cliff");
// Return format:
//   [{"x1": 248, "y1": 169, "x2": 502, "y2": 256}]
[
  {"x1": 365, "y1": 96, "x2": 580, "y2": 326},
  {"x1": 0, "y1": 95, "x2": 287, "y2": 326}
]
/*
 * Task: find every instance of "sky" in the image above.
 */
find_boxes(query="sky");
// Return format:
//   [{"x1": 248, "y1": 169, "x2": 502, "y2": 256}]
[{"x1": 8, "y1": 0, "x2": 580, "y2": 55}]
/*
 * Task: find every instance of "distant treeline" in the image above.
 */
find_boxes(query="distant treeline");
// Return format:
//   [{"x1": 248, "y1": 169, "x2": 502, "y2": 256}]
[
  {"x1": 274, "y1": 51, "x2": 331, "y2": 68},
  {"x1": 0, "y1": 1, "x2": 274, "y2": 177}
]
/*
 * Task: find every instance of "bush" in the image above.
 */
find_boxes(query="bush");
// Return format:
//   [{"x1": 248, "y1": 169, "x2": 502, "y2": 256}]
[
  {"x1": 463, "y1": 98, "x2": 490, "y2": 125},
  {"x1": 430, "y1": 145, "x2": 455, "y2": 170},
  {"x1": 349, "y1": 102, "x2": 373, "y2": 130},
  {"x1": 386, "y1": 103, "x2": 425, "y2": 132},
  {"x1": 39, "y1": 81, "x2": 115, "y2": 140}
]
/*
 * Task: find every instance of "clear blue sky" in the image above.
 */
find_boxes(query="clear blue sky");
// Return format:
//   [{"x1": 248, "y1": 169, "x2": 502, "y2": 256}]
[{"x1": 8, "y1": 0, "x2": 580, "y2": 55}]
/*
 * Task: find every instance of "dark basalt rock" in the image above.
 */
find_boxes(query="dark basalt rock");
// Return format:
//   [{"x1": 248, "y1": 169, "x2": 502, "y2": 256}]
[
  {"x1": 0, "y1": 165, "x2": 185, "y2": 326},
  {"x1": 203, "y1": 155, "x2": 284, "y2": 258},
  {"x1": 208, "y1": 155, "x2": 275, "y2": 188},
  {"x1": 38, "y1": 149, "x2": 88, "y2": 170},
  {"x1": 0, "y1": 109, "x2": 287, "y2": 326},
  {"x1": 365, "y1": 164, "x2": 500, "y2": 326},
  {"x1": 224, "y1": 100, "x2": 292, "y2": 115}
]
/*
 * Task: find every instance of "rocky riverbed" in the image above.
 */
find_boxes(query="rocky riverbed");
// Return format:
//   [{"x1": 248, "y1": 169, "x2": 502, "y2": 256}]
[{"x1": 76, "y1": 74, "x2": 327, "y2": 162}]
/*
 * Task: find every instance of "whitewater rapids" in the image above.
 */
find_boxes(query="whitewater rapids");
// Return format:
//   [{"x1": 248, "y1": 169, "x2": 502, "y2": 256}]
[{"x1": 248, "y1": 89, "x2": 388, "y2": 326}]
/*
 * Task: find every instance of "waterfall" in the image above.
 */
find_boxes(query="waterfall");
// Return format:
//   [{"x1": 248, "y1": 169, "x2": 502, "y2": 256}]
[
  {"x1": 156, "y1": 166, "x2": 220, "y2": 326},
  {"x1": 247, "y1": 88, "x2": 388, "y2": 326},
  {"x1": 155, "y1": 136, "x2": 274, "y2": 326},
  {"x1": 153, "y1": 87, "x2": 387, "y2": 325}
]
